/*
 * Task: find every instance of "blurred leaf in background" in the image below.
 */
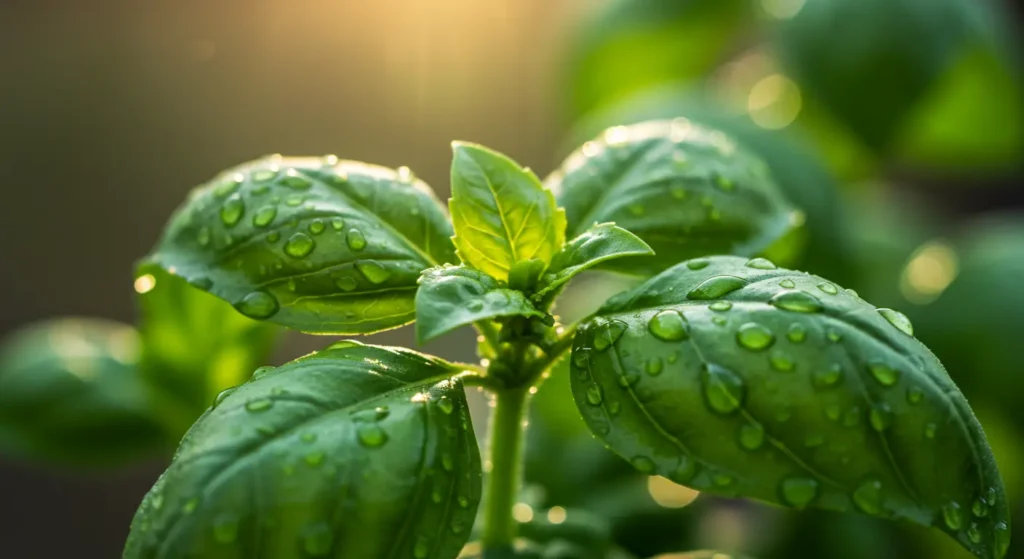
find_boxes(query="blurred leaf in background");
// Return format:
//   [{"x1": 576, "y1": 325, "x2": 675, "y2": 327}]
[{"x1": 0, "y1": 318, "x2": 167, "y2": 468}]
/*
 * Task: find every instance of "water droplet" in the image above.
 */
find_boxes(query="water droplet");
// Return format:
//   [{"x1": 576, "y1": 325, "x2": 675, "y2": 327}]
[
  {"x1": 219, "y1": 194, "x2": 245, "y2": 227},
  {"x1": 645, "y1": 357, "x2": 663, "y2": 376},
  {"x1": 787, "y1": 323, "x2": 807, "y2": 343},
  {"x1": 303, "y1": 522, "x2": 333, "y2": 556},
  {"x1": 780, "y1": 477, "x2": 818, "y2": 509},
  {"x1": 648, "y1": 310, "x2": 689, "y2": 341},
  {"x1": 330, "y1": 217, "x2": 345, "y2": 231},
  {"x1": 234, "y1": 291, "x2": 279, "y2": 319},
  {"x1": 770, "y1": 290, "x2": 823, "y2": 313},
  {"x1": 246, "y1": 398, "x2": 273, "y2": 413},
  {"x1": 189, "y1": 276, "x2": 212, "y2": 291},
  {"x1": 878, "y1": 308, "x2": 914, "y2": 336},
  {"x1": 813, "y1": 364, "x2": 843, "y2": 389},
  {"x1": 346, "y1": 229, "x2": 367, "y2": 251},
  {"x1": 594, "y1": 319, "x2": 628, "y2": 350},
  {"x1": 252, "y1": 205, "x2": 277, "y2": 227},
  {"x1": 868, "y1": 362, "x2": 900, "y2": 386},
  {"x1": 709, "y1": 301, "x2": 733, "y2": 312},
  {"x1": 971, "y1": 499, "x2": 988, "y2": 518},
  {"x1": 252, "y1": 169, "x2": 277, "y2": 182},
  {"x1": 942, "y1": 501, "x2": 963, "y2": 530},
  {"x1": 686, "y1": 258, "x2": 710, "y2": 270},
  {"x1": 966, "y1": 522, "x2": 981, "y2": 543},
  {"x1": 308, "y1": 219, "x2": 325, "y2": 235},
  {"x1": 252, "y1": 366, "x2": 274, "y2": 380},
  {"x1": 827, "y1": 329, "x2": 843, "y2": 343},
  {"x1": 995, "y1": 522, "x2": 1010, "y2": 557},
  {"x1": 266, "y1": 231, "x2": 281, "y2": 243},
  {"x1": 304, "y1": 452, "x2": 324, "y2": 467},
  {"x1": 281, "y1": 169, "x2": 312, "y2": 189},
  {"x1": 213, "y1": 174, "x2": 243, "y2": 198},
  {"x1": 817, "y1": 282, "x2": 838, "y2": 295},
  {"x1": 334, "y1": 275, "x2": 359, "y2": 292},
  {"x1": 736, "y1": 322, "x2": 774, "y2": 351},
  {"x1": 924, "y1": 423, "x2": 937, "y2": 439},
  {"x1": 739, "y1": 422, "x2": 765, "y2": 450},
  {"x1": 150, "y1": 493, "x2": 164, "y2": 510},
  {"x1": 701, "y1": 364, "x2": 745, "y2": 415},
  {"x1": 713, "y1": 473, "x2": 735, "y2": 488},
  {"x1": 779, "y1": 279, "x2": 796, "y2": 288},
  {"x1": 769, "y1": 349, "x2": 795, "y2": 372},
  {"x1": 853, "y1": 478, "x2": 883, "y2": 515},
  {"x1": 182, "y1": 497, "x2": 199, "y2": 514},
  {"x1": 467, "y1": 300, "x2": 484, "y2": 312},
  {"x1": 437, "y1": 396, "x2": 455, "y2": 415},
  {"x1": 687, "y1": 276, "x2": 746, "y2": 299},
  {"x1": 356, "y1": 260, "x2": 391, "y2": 284},
  {"x1": 631, "y1": 456, "x2": 655, "y2": 473},
  {"x1": 907, "y1": 386, "x2": 924, "y2": 404},
  {"x1": 284, "y1": 232, "x2": 315, "y2": 258},
  {"x1": 586, "y1": 384, "x2": 603, "y2": 406},
  {"x1": 213, "y1": 514, "x2": 239, "y2": 543},
  {"x1": 745, "y1": 257, "x2": 776, "y2": 270},
  {"x1": 712, "y1": 316, "x2": 727, "y2": 326},
  {"x1": 670, "y1": 456, "x2": 697, "y2": 484},
  {"x1": 213, "y1": 387, "x2": 236, "y2": 409},
  {"x1": 869, "y1": 403, "x2": 893, "y2": 432},
  {"x1": 357, "y1": 424, "x2": 387, "y2": 447}
]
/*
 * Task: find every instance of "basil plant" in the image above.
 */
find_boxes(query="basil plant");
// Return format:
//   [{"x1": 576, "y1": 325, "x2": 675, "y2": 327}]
[{"x1": 96, "y1": 119, "x2": 1011, "y2": 557}]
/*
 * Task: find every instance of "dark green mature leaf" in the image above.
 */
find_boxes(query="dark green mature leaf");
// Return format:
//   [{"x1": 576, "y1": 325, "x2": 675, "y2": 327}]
[
  {"x1": 449, "y1": 142, "x2": 566, "y2": 282},
  {"x1": 0, "y1": 318, "x2": 166, "y2": 467},
  {"x1": 570, "y1": 255, "x2": 1009, "y2": 559},
  {"x1": 774, "y1": 0, "x2": 976, "y2": 151},
  {"x1": 415, "y1": 265, "x2": 544, "y2": 344},
  {"x1": 546, "y1": 120, "x2": 799, "y2": 277},
  {"x1": 135, "y1": 263, "x2": 279, "y2": 438},
  {"x1": 535, "y1": 223, "x2": 653, "y2": 301},
  {"x1": 147, "y1": 155, "x2": 455, "y2": 334},
  {"x1": 568, "y1": 0, "x2": 751, "y2": 118},
  {"x1": 124, "y1": 342, "x2": 480, "y2": 559}
]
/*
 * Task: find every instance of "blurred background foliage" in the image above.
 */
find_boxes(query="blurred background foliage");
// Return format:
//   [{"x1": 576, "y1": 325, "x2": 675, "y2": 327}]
[{"x1": 0, "y1": 0, "x2": 1021, "y2": 557}]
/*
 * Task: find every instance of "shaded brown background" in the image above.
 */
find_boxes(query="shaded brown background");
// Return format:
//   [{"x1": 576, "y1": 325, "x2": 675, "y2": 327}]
[{"x1": 0, "y1": 1, "x2": 587, "y2": 556}]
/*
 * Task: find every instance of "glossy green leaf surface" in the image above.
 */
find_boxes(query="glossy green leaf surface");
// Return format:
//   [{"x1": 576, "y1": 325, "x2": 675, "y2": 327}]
[
  {"x1": 124, "y1": 342, "x2": 481, "y2": 559},
  {"x1": 775, "y1": 0, "x2": 975, "y2": 151},
  {"x1": 570, "y1": 255, "x2": 1009, "y2": 559},
  {"x1": 535, "y1": 223, "x2": 653, "y2": 300},
  {"x1": 135, "y1": 263, "x2": 279, "y2": 437},
  {"x1": 0, "y1": 318, "x2": 166, "y2": 467},
  {"x1": 147, "y1": 155, "x2": 455, "y2": 334},
  {"x1": 449, "y1": 142, "x2": 566, "y2": 282},
  {"x1": 415, "y1": 265, "x2": 544, "y2": 344},
  {"x1": 546, "y1": 120, "x2": 799, "y2": 277},
  {"x1": 568, "y1": 0, "x2": 750, "y2": 118}
]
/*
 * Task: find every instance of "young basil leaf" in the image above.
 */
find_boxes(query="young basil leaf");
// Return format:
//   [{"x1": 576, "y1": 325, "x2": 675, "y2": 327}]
[
  {"x1": 546, "y1": 120, "x2": 799, "y2": 277},
  {"x1": 570, "y1": 255, "x2": 1009, "y2": 559},
  {"x1": 0, "y1": 318, "x2": 167, "y2": 467},
  {"x1": 449, "y1": 142, "x2": 566, "y2": 282},
  {"x1": 415, "y1": 265, "x2": 544, "y2": 344},
  {"x1": 535, "y1": 223, "x2": 653, "y2": 300},
  {"x1": 147, "y1": 156, "x2": 455, "y2": 334},
  {"x1": 135, "y1": 263, "x2": 279, "y2": 438},
  {"x1": 124, "y1": 341, "x2": 480, "y2": 559}
]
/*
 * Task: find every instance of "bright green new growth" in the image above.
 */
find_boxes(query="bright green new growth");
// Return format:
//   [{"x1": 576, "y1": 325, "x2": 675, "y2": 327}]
[{"x1": 0, "y1": 118, "x2": 998, "y2": 558}]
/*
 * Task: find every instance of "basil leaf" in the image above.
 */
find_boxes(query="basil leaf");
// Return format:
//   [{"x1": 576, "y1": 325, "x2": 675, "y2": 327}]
[
  {"x1": 536, "y1": 223, "x2": 653, "y2": 300},
  {"x1": 546, "y1": 120, "x2": 799, "y2": 277},
  {"x1": 775, "y1": 0, "x2": 975, "y2": 151},
  {"x1": 415, "y1": 265, "x2": 544, "y2": 344},
  {"x1": 135, "y1": 263, "x2": 279, "y2": 437},
  {"x1": 124, "y1": 341, "x2": 480, "y2": 559},
  {"x1": 570, "y1": 255, "x2": 1009, "y2": 559},
  {"x1": 147, "y1": 156, "x2": 455, "y2": 334},
  {"x1": 449, "y1": 142, "x2": 566, "y2": 282},
  {"x1": 0, "y1": 318, "x2": 166, "y2": 467}
]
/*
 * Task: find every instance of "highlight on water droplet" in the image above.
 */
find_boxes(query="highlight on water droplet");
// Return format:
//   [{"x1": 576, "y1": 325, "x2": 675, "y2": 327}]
[
  {"x1": 234, "y1": 291, "x2": 279, "y2": 319},
  {"x1": 219, "y1": 194, "x2": 245, "y2": 227},
  {"x1": 745, "y1": 257, "x2": 776, "y2": 270},
  {"x1": 700, "y1": 364, "x2": 745, "y2": 415},
  {"x1": 686, "y1": 258, "x2": 710, "y2": 270},
  {"x1": 877, "y1": 308, "x2": 914, "y2": 336},
  {"x1": 817, "y1": 282, "x2": 839, "y2": 295},
  {"x1": 346, "y1": 229, "x2": 367, "y2": 251},
  {"x1": 252, "y1": 205, "x2": 277, "y2": 228},
  {"x1": 770, "y1": 290, "x2": 823, "y2": 313},
  {"x1": 687, "y1": 275, "x2": 746, "y2": 300},
  {"x1": 284, "y1": 232, "x2": 315, "y2": 258},
  {"x1": 942, "y1": 501, "x2": 963, "y2": 530}
]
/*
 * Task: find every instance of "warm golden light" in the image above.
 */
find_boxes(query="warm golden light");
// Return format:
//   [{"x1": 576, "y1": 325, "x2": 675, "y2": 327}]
[
  {"x1": 546, "y1": 506, "x2": 567, "y2": 524},
  {"x1": 133, "y1": 274, "x2": 156, "y2": 294},
  {"x1": 747, "y1": 74, "x2": 803, "y2": 129},
  {"x1": 512, "y1": 502, "x2": 534, "y2": 523},
  {"x1": 900, "y1": 240, "x2": 959, "y2": 304},
  {"x1": 647, "y1": 476, "x2": 700, "y2": 508}
]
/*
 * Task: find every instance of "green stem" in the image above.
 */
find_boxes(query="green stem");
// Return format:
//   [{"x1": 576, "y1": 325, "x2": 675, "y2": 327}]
[{"x1": 481, "y1": 386, "x2": 529, "y2": 549}]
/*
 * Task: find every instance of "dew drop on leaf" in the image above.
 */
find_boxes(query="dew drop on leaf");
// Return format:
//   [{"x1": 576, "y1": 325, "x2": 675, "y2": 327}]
[
  {"x1": 709, "y1": 301, "x2": 733, "y2": 312},
  {"x1": 769, "y1": 349, "x2": 795, "y2": 372},
  {"x1": 212, "y1": 387, "x2": 236, "y2": 409},
  {"x1": 648, "y1": 310, "x2": 689, "y2": 341},
  {"x1": 739, "y1": 422, "x2": 765, "y2": 450},
  {"x1": 330, "y1": 217, "x2": 345, "y2": 231},
  {"x1": 852, "y1": 478, "x2": 883, "y2": 515},
  {"x1": 907, "y1": 386, "x2": 924, "y2": 404},
  {"x1": 780, "y1": 477, "x2": 819, "y2": 509},
  {"x1": 252, "y1": 169, "x2": 277, "y2": 182},
  {"x1": 700, "y1": 364, "x2": 745, "y2": 415},
  {"x1": 308, "y1": 219, "x2": 325, "y2": 235},
  {"x1": 779, "y1": 279, "x2": 796, "y2": 288},
  {"x1": 213, "y1": 514, "x2": 239, "y2": 543},
  {"x1": 357, "y1": 424, "x2": 387, "y2": 448},
  {"x1": 334, "y1": 275, "x2": 359, "y2": 292},
  {"x1": 281, "y1": 170, "x2": 312, "y2": 190},
  {"x1": 233, "y1": 291, "x2": 279, "y2": 319},
  {"x1": 245, "y1": 398, "x2": 273, "y2": 413},
  {"x1": 687, "y1": 276, "x2": 746, "y2": 299},
  {"x1": 586, "y1": 384, "x2": 604, "y2": 406},
  {"x1": 878, "y1": 308, "x2": 914, "y2": 336},
  {"x1": 787, "y1": 323, "x2": 807, "y2": 343},
  {"x1": 736, "y1": 322, "x2": 774, "y2": 351},
  {"x1": 869, "y1": 403, "x2": 893, "y2": 432},
  {"x1": 770, "y1": 290, "x2": 824, "y2": 313},
  {"x1": 356, "y1": 260, "x2": 391, "y2": 284},
  {"x1": 745, "y1": 257, "x2": 776, "y2": 270},
  {"x1": 284, "y1": 232, "x2": 315, "y2": 258},
  {"x1": 346, "y1": 229, "x2": 367, "y2": 251},
  {"x1": 631, "y1": 456, "x2": 656, "y2": 473},
  {"x1": 219, "y1": 194, "x2": 245, "y2": 227},
  {"x1": 645, "y1": 357, "x2": 663, "y2": 376},
  {"x1": 813, "y1": 364, "x2": 843, "y2": 389},
  {"x1": 594, "y1": 319, "x2": 628, "y2": 350},
  {"x1": 817, "y1": 282, "x2": 839, "y2": 295},
  {"x1": 252, "y1": 205, "x2": 277, "y2": 228},
  {"x1": 942, "y1": 501, "x2": 964, "y2": 530},
  {"x1": 685, "y1": 258, "x2": 710, "y2": 270},
  {"x1": 868, "y1": 362, "x2": 900, "y2": 386}
]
